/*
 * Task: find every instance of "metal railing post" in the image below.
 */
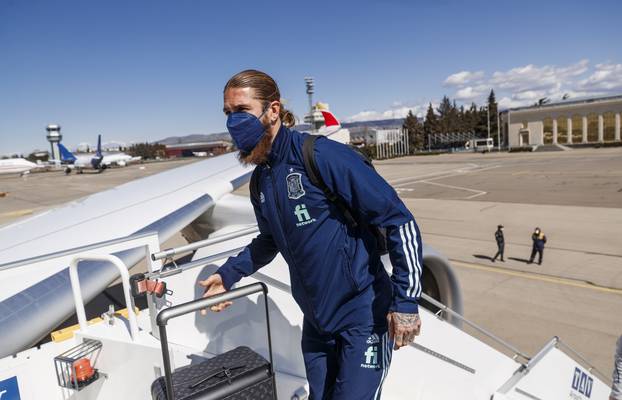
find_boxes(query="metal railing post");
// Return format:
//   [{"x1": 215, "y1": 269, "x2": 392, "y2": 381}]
[{"x1": 69, "y1": 254, "x2": 139, "y2": 341}]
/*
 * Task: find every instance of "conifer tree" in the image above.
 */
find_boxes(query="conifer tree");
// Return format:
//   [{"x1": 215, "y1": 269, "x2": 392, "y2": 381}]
[
  {"x1": 487, "y1": 89, "x2": 498, "y2": 140},
  {"x1": 423, "y1": 103, "x2": 438, "y2": 150},
  {"x1": 402, "y1": 110, "x2": 424, "y2": 152}
]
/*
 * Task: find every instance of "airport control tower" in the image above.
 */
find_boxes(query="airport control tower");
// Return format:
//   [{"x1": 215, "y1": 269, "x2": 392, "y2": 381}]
[
  {"x1": 46, "y1": 124, "x2": 62, "y2": 161},
  {"x1": 304, "y1": 77, "x2": 326, "y2": 132}
]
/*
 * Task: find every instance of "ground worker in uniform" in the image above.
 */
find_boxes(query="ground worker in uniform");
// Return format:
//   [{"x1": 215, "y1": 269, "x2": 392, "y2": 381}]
[
  {"x1": 492, "y1": 225, "x2": 504, "y2": 262},
  {"x1": 199, "y1": 70, "x2": 423, "y2": 399},
  {"x1": 612, "y1": 335, "x2": 622, "y2": 400},
  {"x1": 528, "y1": 227, "x2": 547, "y2": 265}
]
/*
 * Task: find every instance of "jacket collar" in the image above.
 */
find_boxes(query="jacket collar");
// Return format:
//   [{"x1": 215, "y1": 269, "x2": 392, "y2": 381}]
[{"x1": 267, "y1": 124, "x2": 290, "y2": 166}]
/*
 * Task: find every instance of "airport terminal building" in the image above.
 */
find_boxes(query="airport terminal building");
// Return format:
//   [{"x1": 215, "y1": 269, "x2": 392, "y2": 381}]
[{"x1": 500, "y1": 94, "x2": 622, "y2": 148}]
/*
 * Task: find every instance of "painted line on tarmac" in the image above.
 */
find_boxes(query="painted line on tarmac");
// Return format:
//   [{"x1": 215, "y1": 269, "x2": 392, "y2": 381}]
[
  {"x1": 450, "y1": 259, "x2": 622, "y2": 295},
  {"x1": 390, "y1": 164, "x2": 500, "y2": 189},
  {"x1": 388, "y1": 167, "x2": 478, "y2": 185},
  {"x1": 0, "y1": 209, "x2": 35, "y2": 218},
  {"x1": 417, "y1": 180, "x2": 487, "y2": 199}
]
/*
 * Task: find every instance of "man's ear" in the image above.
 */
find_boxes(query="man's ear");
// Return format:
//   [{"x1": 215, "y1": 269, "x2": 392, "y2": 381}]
[{"x1": 269, "y1": 101, "x2": 281, "y2": 124}]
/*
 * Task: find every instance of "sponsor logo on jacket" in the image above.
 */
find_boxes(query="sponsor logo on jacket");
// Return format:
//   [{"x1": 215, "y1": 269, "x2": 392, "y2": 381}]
[{"x1": 294, "y1": 204, "x2": 316, "y2": 227}]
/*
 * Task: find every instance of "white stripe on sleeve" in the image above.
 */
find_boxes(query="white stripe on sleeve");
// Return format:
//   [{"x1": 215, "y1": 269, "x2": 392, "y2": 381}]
[
  {"x1": 407, "y1": 220, "x2": 422, "y2": 298},
  {"x1": 399, "y1": 224, "x2": 416, "y2": 299},
  {"x1": 403, "y1": 222, "x2": 419, "y2": 297}
]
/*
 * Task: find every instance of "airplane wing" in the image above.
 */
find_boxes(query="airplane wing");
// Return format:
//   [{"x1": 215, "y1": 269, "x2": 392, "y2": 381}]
[
  {"x1": 0, "y1": 151, "x2": 251, "y2": 272},
  {"x1": 0, "y1": 153, "x2": 252, "y2": 357}
]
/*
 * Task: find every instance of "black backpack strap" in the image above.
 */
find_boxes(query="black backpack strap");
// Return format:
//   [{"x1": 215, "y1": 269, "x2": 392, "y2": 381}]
[
  {"x1": 302, "y1": 135, "x2": 323, "y2": 190},
  {"x1": 302, "y1": 135, "x2": 359, "y2": 229},
  {"x1": 249, "y1": 166, "x2": 261, "y2": 206}
]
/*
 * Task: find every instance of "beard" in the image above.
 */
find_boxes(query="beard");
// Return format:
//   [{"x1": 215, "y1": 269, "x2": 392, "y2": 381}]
[{"x1": 237, "y1": 131, "x2": 273, "y2": 166}]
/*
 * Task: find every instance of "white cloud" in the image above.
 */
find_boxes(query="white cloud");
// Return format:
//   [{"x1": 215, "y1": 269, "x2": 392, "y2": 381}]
[
  {"x1": 455, "y1": 86, "x2": 484, "y2": 100},
  {"x1": 346, "y1": 104, "x2": 426, "y2": 122},
  {"x1": 578, "y1": 63, "x2": 622, "y2": 91},
  {"x1": 346, "y1": 110, "x2": 382, "y2": 122},
  {"x1": 512, "y1": 90, "x2": 546, "y2": 101},
  {"x1": 348, "y1": 59, "x2": 622, "y2": 122},
  {"x1": 497, "y1": 96, "x2": 529, "y2": 109},
  {"x1": 444, "y1": 70, "x2": 485, "y2": 87},
  {"x1": 443, "y1": 59, "x2": 622, "y2": 109},
  {"x1": 489, "y1": 60, "x2": 589, "y2": 93}
]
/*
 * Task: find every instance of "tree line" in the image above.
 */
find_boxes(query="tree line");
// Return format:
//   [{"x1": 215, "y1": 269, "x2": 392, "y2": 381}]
[
  {"x1": 127, "y1": 142, "x2": 167, "y2": 159},
  {"x1": 403, "y1": 89, "x2": 499, "y2": 152}
]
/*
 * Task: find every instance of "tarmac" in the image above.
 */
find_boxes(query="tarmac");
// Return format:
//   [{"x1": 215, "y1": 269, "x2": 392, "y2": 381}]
[
  {"x1": 1, "y1": 147, "x2": 620, "y2": 376},
  {"x1": 375, "y1": 148, "x2": 622, "y2": 377}
]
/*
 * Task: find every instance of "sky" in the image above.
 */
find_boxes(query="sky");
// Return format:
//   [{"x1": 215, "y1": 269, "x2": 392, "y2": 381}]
[{"x1": 1, "y1": 0, "x2": 621, "y2": 155}]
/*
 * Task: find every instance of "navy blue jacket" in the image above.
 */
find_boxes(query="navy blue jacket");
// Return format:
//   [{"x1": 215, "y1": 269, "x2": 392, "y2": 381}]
[
  {"x1": 495, "y1": 229, "x2": 504, "y2": 245},
  {"x1": 217, "y1": 125, "x2": 423, "y2": 333},
  {"x1": 532, "y1": 233, "x2": 547, "y2": 250}
]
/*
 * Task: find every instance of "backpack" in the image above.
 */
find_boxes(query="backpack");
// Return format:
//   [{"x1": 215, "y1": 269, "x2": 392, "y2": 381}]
[{"x1": 249, "y1": 134, "x2": 388, "y2": 255}]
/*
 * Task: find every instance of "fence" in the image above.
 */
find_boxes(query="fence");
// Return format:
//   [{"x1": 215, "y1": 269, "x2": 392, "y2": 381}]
[{"x1": 375, "y1": 128, "x2": 409, "y2": 160}]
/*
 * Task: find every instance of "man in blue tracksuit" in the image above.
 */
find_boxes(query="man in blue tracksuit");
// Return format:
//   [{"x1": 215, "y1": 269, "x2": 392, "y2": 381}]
[{"x1": 200, "y1": 70, "x2": 423, "y2": 399}]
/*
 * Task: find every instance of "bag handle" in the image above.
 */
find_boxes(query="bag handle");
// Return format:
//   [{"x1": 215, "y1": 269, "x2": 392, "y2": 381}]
[{"x1": 156, "y1": 282, "x2": 274, "y2": 400}]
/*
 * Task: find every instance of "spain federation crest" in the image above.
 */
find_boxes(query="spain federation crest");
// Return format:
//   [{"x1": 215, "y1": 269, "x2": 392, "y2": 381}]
[{"x1": 286, "y1": 172, "x2": 305, "y2": 199}]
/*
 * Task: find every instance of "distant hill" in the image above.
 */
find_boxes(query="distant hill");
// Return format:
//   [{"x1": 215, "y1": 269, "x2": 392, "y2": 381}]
[
  {"x1": 156, "y1": 132, "x2": 231, "y2": 145},
  {"x1": 343, "y1": 118, "x2": 406, "y2": 128},
  {"x1": 295, "y1": 118, "x2": 406, "y2": 131},
  {"x1": 155, "y1": 118, "x2": 408, "y2": 145}
]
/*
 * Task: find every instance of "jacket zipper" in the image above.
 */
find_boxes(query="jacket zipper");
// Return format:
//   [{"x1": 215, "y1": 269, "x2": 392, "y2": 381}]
[{"x1": 266, "y1": 165, "x2": 322, "y2": 331}]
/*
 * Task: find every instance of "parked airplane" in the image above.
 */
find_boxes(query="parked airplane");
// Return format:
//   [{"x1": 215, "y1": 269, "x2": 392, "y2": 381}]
[
  {"x1": 59, "y1": 134, "x2": 105, "y2": 174},
  {"x1": 0, "y1": 158, "x2": 41, "y2": 175},
  {"x1": 0, "y1": 134, "x2": 611, "y2": 398},
  {"x1": 102, "y1": 152, "x2": 142, "y2": 167},
  {"x1": 59, "y1": 135, "x2": 141, "y2": 173}
]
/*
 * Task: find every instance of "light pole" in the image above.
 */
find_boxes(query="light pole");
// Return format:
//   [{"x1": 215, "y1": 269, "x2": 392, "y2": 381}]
[
  {"x1": 497, "y1": 111, "x2": 501, "y2": 152},
  {"x1": 507, "y1": 111, "x2": 511, "y2": 150},
  {"x1": 487, "y1": 106, "x2": 491, "y2": 139}
]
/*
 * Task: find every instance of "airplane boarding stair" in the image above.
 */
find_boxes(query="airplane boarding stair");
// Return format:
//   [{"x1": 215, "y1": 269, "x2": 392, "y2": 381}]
[{"x1": 0, "y1": 228, "x2": 611, "y2": 399}]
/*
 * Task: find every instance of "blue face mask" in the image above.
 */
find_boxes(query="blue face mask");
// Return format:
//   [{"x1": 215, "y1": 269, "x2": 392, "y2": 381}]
[{"x1": 226, "y1": 106, "x2": 270, "y2": 153}]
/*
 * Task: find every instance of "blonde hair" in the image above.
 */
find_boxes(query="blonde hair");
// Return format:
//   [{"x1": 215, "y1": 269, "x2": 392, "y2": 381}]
[{"x1": 224, "y1": 69, "x2": 296, "y2": 128}]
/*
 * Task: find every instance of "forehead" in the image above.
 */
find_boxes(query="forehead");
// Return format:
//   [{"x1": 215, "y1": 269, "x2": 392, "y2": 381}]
[{"x1": 224, "y1": 87, "x2": 256, "y2": 107}]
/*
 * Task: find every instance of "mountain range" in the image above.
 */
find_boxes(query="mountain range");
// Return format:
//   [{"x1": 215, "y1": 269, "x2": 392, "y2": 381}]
[{"x1": 155, "y1": 118, "x2": 406, "y2": 145}]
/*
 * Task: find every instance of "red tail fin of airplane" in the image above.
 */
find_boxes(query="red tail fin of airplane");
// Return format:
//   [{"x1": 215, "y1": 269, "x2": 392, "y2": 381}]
[{"x1": 320, "y1": 110, "x2": 340, "y2": 127}]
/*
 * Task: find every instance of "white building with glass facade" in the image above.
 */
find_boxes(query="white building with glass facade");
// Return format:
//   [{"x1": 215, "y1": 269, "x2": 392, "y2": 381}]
[{"x1": 500, "y1": 95, "x2": 622, "y2": 148}]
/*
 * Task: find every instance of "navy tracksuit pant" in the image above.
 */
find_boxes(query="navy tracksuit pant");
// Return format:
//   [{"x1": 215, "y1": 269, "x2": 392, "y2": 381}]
[
  {"x1": 302, "y1": 320, "x2": 393, "y2": 400},
  {"x1": 301, "y1": 275, "x2": 395, "y2": 400}
]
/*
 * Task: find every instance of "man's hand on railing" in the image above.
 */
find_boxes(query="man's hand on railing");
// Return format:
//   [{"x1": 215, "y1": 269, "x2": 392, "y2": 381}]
[
  {"x1": 198, "y1": 273, "x2": 232, "y2": 315},
  {"x1": 387, "y1": 312, "x2": 421, "y2": 350}
]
